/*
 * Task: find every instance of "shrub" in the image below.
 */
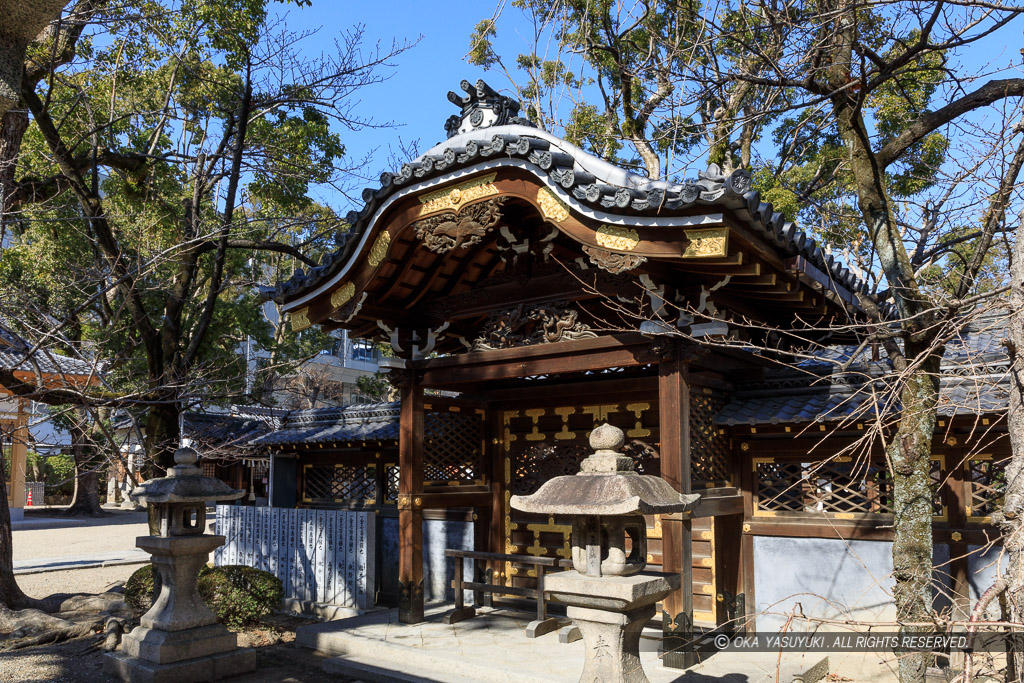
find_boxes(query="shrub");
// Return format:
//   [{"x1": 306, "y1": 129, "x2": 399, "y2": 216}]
[
  {"x1": 124, "y1": 564, "x2": 159, "y2": 611},
  {"x1": 123, "y1": 564, "x2": 283, "y2": 629},
  {"x1": 198, "y1": 565, "x2": 284, "y2": 628}
]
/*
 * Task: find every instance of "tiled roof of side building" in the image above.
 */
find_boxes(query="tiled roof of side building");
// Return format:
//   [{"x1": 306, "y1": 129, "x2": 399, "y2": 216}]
[
  {"x1": 250, "y1": 402, "x2": 401, "y2": 446},
  {"x1": 267, "y1": 79, "x2": 888, "y2": 316},
  {"x1": 717, "y1": 312, "x2": 1010, "y2": 426},
  {"x1": 0, "y1": 325, "x2": 99, "y2": 378}
]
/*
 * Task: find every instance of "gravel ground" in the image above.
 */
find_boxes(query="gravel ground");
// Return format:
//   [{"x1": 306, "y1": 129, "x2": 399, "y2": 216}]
[
  {"x1": 16, "y1": 565, "x2": 142, "y2": 601},
  {"x1": 13, "y1": 509, "x2": 149, "y2": 562}
]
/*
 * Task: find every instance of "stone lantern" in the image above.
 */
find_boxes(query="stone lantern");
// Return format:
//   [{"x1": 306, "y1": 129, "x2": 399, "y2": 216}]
[
  {"x1": 511, "y1": 423, "x2": 700, "y2": 683},
  {"x1": 105, "y1": 446, "x2": 255, "y2": 682}
]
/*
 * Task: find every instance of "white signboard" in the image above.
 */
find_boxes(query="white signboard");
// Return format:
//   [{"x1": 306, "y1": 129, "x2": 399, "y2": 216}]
[{"x1": 214, "y1": 505, "x2": 376, "y2": 610}]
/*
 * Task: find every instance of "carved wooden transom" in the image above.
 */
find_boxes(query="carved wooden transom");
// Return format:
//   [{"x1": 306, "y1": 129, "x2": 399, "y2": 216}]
[
  {"x1": 412, "y1": 196, "x2": 508, "y2": 253},
  {"x1": 472, "y1": 302, "x2": 597, "y2": 351}
]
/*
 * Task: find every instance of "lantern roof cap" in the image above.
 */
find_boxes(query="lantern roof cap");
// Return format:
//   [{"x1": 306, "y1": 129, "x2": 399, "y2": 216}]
[
  {"x1": 130, "y1": 447, "x2": 245, "y2": 505},
  {"x1": 510, "y1": 424, "x2": 700, "y2": 516}
]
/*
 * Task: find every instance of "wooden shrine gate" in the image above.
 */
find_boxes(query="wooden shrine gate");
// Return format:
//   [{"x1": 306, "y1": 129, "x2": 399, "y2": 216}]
[{"x1": 497, "y1": 391, "x2": 738, "y2": 629}]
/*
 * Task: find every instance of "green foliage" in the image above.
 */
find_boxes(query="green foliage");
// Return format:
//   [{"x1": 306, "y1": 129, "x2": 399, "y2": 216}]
[
  {"x1": 356, "y1": 373, "x2": 391, "y2": 402},
  {"x1": 198, "y1": 565, "x2": 284, "y2": 628},
  {"x1": 1, "y1": 0, "x2": 402, "y2": 449},
  {"x1": 124, "y1": 564, "x2": 284, "y2": 628},
  {"x1": 124, "y1": 564, "x2": 158, "y2": 611},
  {"x1": 24, "y1": 453, "x2": 77, "y2": 496}
]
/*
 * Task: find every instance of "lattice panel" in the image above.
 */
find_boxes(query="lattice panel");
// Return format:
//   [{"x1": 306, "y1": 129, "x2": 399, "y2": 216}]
[
  {"x1": 691, "y1": 392, "x2": 730, "y2": 487},
  {"x1": 967, "y1": 455, "x2": 1007, "y2": 522},
  {"x1": 510, "y1": 442, "x2": 590, "y2": 496},
  {"x1": 754, "y1": 456, "x2": 946, "y2": 519},
  {"x1": 335, "y1": 465, "x2": 377, "y2": 502},
  {"x1": 303, "y1": 465, "x2": 335, "y2": 501},
  {"x1": 424, "y1": 408, "x2": 485, "y2": 484},
  {"x1": 302, "y1": 464, "x2": 376, "y2": 503},
  {"x1": 384, "y1": 465, "x2": 399, "y2": 503}
]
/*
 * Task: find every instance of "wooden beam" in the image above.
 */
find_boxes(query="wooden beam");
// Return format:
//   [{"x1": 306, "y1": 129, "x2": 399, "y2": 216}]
[
  {"x1": 398, "y1": 375, "x2": 425, "y2": 624},
  {"x1": 416, "y1": 333, "x2": 658, "y2": 386},
  {"x1": 415, "y1": 491, "x2": 493, "y2": 509}
]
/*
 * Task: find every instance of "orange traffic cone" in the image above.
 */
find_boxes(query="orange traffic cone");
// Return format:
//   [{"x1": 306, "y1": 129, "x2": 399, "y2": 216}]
[{"x1": 26, "y1": 489, "x2": 33, "y2": 507}]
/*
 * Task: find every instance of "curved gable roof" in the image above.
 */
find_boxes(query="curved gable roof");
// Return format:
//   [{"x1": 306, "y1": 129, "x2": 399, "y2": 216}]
[{"x1": 270, "y1": 80, "x2": 887, "y2": 338}]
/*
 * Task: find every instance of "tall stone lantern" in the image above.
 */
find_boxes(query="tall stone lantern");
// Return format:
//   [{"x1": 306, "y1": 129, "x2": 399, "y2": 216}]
[
  {"x1": 511, "y1": 423, "x2": 700, "y2": 683},
  {"x1": 105, "y1": 447, "x2": 255, "y2": 682}
]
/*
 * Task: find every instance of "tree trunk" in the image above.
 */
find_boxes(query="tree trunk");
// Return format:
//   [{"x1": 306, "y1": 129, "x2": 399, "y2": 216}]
[
  {"x1": 144, "y1": 400, "x2": 180, "y2": 474},
  {"x1": 0, "y1": 107, "x2": 28, "y2": 242},
  {"x1": 64, "y1": 410, "x2": 106, "y2": 516},
  {"x1": 0, "y1": 447, "x2": 29, "y2": 610},
  {"x1": 890, "y1": 348, "x2": 942, "y2": 683},
  {"x1": 830, "y1": 88, "x2": 939, "y2": 683},
  {"x1": 997, "y1": 211, "x2": 1024, "y2": 681}
]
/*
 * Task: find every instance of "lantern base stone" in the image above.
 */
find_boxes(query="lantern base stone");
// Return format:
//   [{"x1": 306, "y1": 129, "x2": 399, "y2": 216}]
[
  {"x1": 104, "y1": 646, "x2": 255, "y2": 683},
  {"x1": 121, "y1": 623, "x2": 238, "y2": 664},
  {"x1": 546, "y1": 571, "x2": 680, "y2": 683}
]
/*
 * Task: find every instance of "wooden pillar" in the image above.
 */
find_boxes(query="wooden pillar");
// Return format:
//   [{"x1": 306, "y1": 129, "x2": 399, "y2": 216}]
[
  {"x1": 10, "y1": 401, "x2": 28, "y2": 510},
  {"x1": 398, "y1": 374, "x2": 425, "y2": 624},
  {"x1": 659, "y1": 350, "x2": 694, "y2": 667}
]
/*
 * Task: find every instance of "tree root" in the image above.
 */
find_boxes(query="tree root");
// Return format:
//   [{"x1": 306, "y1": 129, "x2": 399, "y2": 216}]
[{"x1": 1, "y1": 591, "x2": 131, "y2": 652}]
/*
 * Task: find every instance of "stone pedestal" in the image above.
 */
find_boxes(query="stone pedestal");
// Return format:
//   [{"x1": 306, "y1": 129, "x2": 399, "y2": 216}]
[
  {"x1": 546, "y1": 571, "x2": 680, "y2": 683},
  {"x1": 105, "y1": 534, "x2": 256, "y2": 682},
  {"x1": 104, "y1": 445, "x2": 251, "y2": 682}
]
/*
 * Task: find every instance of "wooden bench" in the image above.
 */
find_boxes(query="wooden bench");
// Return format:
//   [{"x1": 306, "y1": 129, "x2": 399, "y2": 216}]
[{"x1": 442, "y1": 549, "x2": 574, "y2": 638}]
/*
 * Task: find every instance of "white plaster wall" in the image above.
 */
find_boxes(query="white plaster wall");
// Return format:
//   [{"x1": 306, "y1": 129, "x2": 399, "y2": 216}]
[{"x1": 753, "y1": 536, "x2": 897, "y2": 631}]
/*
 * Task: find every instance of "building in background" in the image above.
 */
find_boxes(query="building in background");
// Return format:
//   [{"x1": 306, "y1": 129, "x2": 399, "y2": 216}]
[{"x1": 0, "y1": 326, "x2": 99, "y2": 520}]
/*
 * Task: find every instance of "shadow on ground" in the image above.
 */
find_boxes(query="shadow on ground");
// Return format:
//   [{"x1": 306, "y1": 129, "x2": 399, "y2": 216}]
[{"x1": 17, "y1": 508, "x2": 148, "y2": 531}]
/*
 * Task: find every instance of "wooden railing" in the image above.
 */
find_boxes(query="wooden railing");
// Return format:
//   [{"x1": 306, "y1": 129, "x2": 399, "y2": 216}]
[{"x1": 443, "y1": 549, "x2": 573, "y2": 638}]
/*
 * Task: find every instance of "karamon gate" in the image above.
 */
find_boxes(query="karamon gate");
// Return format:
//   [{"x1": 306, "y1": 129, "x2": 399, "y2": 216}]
[{"x1": 269, "y1": 80, "x2": 881, "y2": 649}]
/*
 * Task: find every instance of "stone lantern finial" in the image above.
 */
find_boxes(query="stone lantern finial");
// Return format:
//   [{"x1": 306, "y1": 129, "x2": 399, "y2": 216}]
[{"x1": 580, "y1": 423, "x2": 634, "y2": 474}]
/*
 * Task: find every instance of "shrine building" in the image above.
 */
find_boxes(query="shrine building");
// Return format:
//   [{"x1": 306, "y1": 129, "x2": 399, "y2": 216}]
[{"x1": 263, "y1": 80, "x2": 1009, "y2": 640}]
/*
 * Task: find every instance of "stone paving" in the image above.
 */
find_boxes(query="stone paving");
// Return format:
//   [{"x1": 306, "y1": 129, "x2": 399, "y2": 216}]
[{"x1": 297, "y1": 604, "x2": 899, "y2": 682}]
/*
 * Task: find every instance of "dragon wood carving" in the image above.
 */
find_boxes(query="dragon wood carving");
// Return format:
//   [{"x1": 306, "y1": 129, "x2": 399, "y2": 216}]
[
  {"x1": 472, "y1": 303, "x2": 597, "y2": 351},
  {"x1": 413, "y1": 197, "x2": 507, "y2": 253}
]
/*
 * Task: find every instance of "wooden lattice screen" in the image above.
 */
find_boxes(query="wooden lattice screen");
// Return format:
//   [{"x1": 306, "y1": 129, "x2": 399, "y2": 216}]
[
  {"x1": 752, "y1": 455, "x2": 946, "y2": 520},
  {"x1": 424, "y1": 404, "x2": 486, "y2": 486},
  {"x1": 966, "y1": 453, "x2": 1008, "y2": 523},
  {"x1": 383, "y1": 464, "x2": 399, "y2": 503},
  {"x1": 301, "y1": 464, "x2": 377, "y2": 504},
  {"x1": 691, "y1": 389, "x2": 731, "y2": 488}
]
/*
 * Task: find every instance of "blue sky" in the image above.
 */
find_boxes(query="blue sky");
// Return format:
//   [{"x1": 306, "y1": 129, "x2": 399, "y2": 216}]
[
  {"x1": 277, "y1": 1, "x2": 1023, "y2": 217},
  {"x1": 282, "y1": 1, "x2": 506, "y2": 191}
]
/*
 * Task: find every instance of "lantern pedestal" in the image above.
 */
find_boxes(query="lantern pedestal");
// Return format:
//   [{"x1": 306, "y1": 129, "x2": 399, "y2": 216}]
[
  {"x1": 511, "y1": 424, "x2": 699, "y2": 683},
  {"x1": 546, "y1": 571, "x2": 680, "y2": 683},
  {"x1": 104, "y1": 447, "x2": 254, "y2": 682}
]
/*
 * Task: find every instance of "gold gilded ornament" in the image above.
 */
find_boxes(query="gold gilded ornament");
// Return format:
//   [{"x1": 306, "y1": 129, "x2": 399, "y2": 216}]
[
  {"x1": 683, "y1": 227, "x2": 729, "y2": 258},
  {"x1": 595, "y1": 225, "x2": 640, "y2": 251},
  {"x1": 537, "y1": 187, "x2": 570, "y2": 222},
  {"x1": 290, "y1": 307, "x2": 311, "y2": 332},
  {"x1": 368, "y1": 231, "x2": 391, "y2": 267},
  {"x1": 330, "y1": 282, "x2": 355, "y2": 308},
  {"x1": 418, "y1": 173, "x2": 498, "y2": 215}
]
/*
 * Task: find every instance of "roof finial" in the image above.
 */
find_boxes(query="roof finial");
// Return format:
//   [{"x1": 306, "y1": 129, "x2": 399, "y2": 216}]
[{"x1": 444, "y1": 78, "x2": 535, "y2": 139}]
